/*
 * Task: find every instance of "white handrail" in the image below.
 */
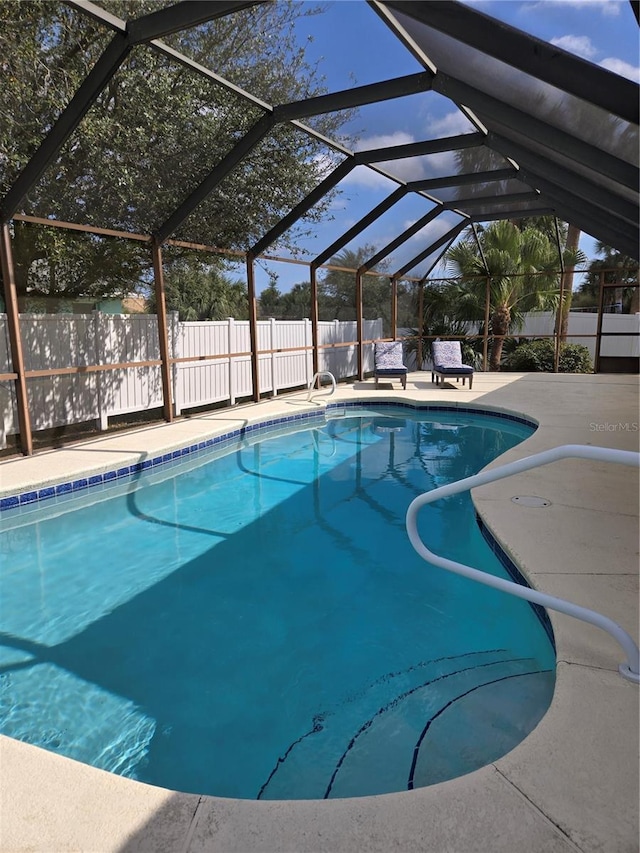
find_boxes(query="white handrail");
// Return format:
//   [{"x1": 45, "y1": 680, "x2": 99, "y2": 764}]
[
  {"x1": 307, "y1": 371, "x2": 337, "y2": 401},
  {"x1": 406, "y1": 444, "x2": 640, "y2": 684}
]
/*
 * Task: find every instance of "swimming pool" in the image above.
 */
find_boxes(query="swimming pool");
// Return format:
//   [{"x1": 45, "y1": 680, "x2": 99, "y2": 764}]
[{"x1": 0, "y1": 405, "x2": 555, "y2": 800}]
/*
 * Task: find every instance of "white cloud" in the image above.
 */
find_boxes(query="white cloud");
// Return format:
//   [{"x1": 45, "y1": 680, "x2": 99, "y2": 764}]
[
  {"x1": 599, "y1": 57, "x2": 640, "y2": 82},
  {"x1": 377, "y1": 157, "x2": 428, "y2": 183},
  {"x1": 404, "y1": 214, "x2": 460, "y2": 244},
  {"x1": 550, "y1": 34, "x2": 597, "y2": 59},
  {"x1": 523, "y1": 1, "x2": 621, "y2": 16},
  {"x1": 340, "y1": 164, "x2": 398, "y2": 190},
  {"x1": 352, "y1": 131, "x2": 415, "y2": 153},
  {"x1": 424, "y1": 110, "x2": 476, "y2": 137}
]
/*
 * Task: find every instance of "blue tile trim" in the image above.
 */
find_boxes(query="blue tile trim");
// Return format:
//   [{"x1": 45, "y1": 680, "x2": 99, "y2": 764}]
[
  {"x1": 0, "y1": 403, "x2": 535, "y2": 513},
  {"x1": 476, "y1": 513, "x2": 555, "y2": 648}
]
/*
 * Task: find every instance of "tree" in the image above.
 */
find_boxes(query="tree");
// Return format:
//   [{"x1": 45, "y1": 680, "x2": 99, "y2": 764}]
[
  {"x1": 258, "y1": 277, "x2": 283, "y2": 318},
  {"x1": 445, "y1": 220, "x2": 584, "y2": 370},
  {"x1": 147, "y1": 258, "x2": 248, "y2": 321},
  {"x1": 321, "y1": 246, "x2": 390, "y2": 324},
  {"x1": 574, "y1": 243, "x2": 639, "y2": 313},
  {"x1": 0, "y1": 2, "x2": 349, "y2": 302},
  {"x1": 402, "y1": 279, "x2": 481, "y2": 369}
]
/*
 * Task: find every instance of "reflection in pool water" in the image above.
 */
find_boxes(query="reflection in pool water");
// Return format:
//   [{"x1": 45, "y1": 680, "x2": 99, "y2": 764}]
[{"x1": 0, "y1": 406, "x2": 554, "y2": 799}]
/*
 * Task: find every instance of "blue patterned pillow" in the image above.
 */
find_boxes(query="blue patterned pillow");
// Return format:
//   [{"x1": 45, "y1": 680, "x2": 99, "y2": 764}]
[
  {"x1": 432, "y1": 340, "x2": 463, "y2": 368},
  {"x1": 375, "y1": 341, "x2": 405, "y2": 368}
]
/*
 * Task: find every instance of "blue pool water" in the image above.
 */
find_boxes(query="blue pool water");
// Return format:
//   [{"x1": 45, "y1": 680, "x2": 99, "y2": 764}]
[{"x1": 0, "y1": 406, "x2": 555, "y2": 799}]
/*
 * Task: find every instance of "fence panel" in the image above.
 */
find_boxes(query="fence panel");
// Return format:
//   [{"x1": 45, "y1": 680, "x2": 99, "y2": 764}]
[
  {"x1": 1, "y1": 314, "x2": 385, "y2": 443},
  {"x1": 97, "y1": 313, "x2": 162, "y2": 425},
  {"x1": 516, "y1": 311, "x2": 639, "y2": 360},
  {"x1": 20, "y1": 314, "x2": 99, "y2": 431},
  {"x1": 173, "y1": 319, "x2": 231, "y2": 413},
  {"x1": 0, "y1": 315, "x2": 17, "y2": 443}
]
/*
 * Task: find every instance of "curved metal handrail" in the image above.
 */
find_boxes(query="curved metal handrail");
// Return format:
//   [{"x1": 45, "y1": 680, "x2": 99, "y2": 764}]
[
  {"x1": 406, "y1": 444, "x2": 640, "y2": 684},
  {"x1": 306, "y1": 371, "x2": 337, "y2": 401}
]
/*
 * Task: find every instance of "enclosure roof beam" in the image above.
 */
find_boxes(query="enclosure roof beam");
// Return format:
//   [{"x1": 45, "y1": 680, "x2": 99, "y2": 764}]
[
  {"x1": 126, "y1": 2, "x2": 263, "y2": 44},
  {"x1": 360, "y1": 205, "x2": 444, "y2": 272},
  {"x1": 469, "y1": 208, "x2": 555, "y2": 223},
  {"x1": 524, "y1": 176, "x2": 638, "y2": 244},
  {"x1": 357, "y1": 133, "x2": 485, "y2": 164},
  {"x1": 471, "y1": 222, "x2": 490, "y2": 276},
  {"x1": 433, "y1": 72, "x2": 638, "y2": 191},
  {"x1": 0, "y1": 33, "x2": 131, "y2": 222},
  {"x1": 408, "y1": 168, "x2": 517, "y2": 192},
  {"x1": 250, "y1": 160, "x2": 355, "y2": 257},
  {"x1": 488, "y1": 132, "x2": 639, "y2": 226},
  {"x1": 274, "y1": 72, "x2": 433, "y2": 122},
  {"x1": 154, "y1": 112, "x2": 276, "y2": 244},
  {"x1": 312, "y1": 186, "x2": 408, "y2": 268},
  {"x1": 393, "y1": 220, "x2": 467, "y2": 278},
  {"x1": 381, "y1": 0, "x2": 639, "y2": 124},
  {"x1": 442, "y1": 191, "x2": 540, "y2": 210},
  {"x1": 514, "y1": 181, "x2": 639, "y2": 259}
]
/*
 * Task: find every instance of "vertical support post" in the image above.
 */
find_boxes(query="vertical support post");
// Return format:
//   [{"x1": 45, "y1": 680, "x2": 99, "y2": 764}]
[
  {"x1": 246, "y1": 252, "x2": 260, "y2": 402},
  {"x1": 310, "y1": 263, "x2": 319, "y2": 379},
  {"x1": 483, "y1": 275, "x2": 491, "y2": 372},
  {"x1": 151, "y1": 239, "x2": 173, "y2": 423},
  {"x1": 356, "y1": 269, "x2": 364, "y2": 380},
  {"x1": 0, "y1": 222, "x2": 32, "y2": 455},
  {"x1": 417, "y1": 281, "x2": 424, "y2": 371},
  {"x1": 595, "y1": 270, "x2": 605, "y2": 374},
  {"x1": 391, "y1": 276, "x2": 398, "y2": 341},
  {"x1": 553, "y1": 270, "x2": 565, "y2": 373}
]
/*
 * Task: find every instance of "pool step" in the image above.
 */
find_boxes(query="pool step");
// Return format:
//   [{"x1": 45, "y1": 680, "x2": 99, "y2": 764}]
[{"x1": 257, "y1": 651, "x2": 552, "y2": 800}]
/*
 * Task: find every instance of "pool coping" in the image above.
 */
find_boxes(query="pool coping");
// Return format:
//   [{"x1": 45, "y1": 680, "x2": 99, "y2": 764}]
[{"x1": 1, "y1": 372, "x2": 638, "y2": 853}]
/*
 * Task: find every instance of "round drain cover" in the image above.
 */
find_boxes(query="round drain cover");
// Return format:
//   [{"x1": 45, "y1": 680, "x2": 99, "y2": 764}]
[{"x1": 511, "y1": 495, "x2": 552, "y2": 507}]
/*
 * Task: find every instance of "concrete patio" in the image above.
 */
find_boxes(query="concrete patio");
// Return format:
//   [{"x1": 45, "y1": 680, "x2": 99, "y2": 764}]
[{"x1": 1, "y1": 371, "x2": 638, "y2": 853}]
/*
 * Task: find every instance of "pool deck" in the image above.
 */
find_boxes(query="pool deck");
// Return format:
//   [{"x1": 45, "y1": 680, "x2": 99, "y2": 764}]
[{"x1": 1, "y1": 372, "x2": 638, "y2": 853}]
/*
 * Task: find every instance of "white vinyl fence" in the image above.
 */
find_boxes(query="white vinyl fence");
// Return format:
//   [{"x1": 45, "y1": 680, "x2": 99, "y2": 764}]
[
  {"x1": 402, "y1": 311, "x2": 639, "y2": 369},
  {"x1": 0, "y1": 313, "x2": 382, "y2": 445},
  {"x1": 514, "y1": 311, "x2": 640, "y2": 361}
]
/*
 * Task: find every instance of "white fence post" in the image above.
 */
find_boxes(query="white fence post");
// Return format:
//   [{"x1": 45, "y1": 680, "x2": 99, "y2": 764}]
[
  {"x1": 270, "y1": 317, "x2": 277, "y2": 397},
  {"x1": 228, "y1": 317, "x2": 236, "y2": 406},
  {"x1": 93, "y1": 310, "x2": 108, "y2": 431},
  {"x1": 305, "y1": 318, "x2": 312, "y2": 387},
  {"x1": 171, "y1": 311, "x2": 181, "y2": 416}
]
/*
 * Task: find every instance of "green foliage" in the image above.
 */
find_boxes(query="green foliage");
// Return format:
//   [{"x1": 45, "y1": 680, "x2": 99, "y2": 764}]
[
  {"x1": 402, "y1": 280, "x2": 476, "y2": 368},
  {"x1": 320, "y1": 246, "x2": 390, "y2": 323},
  {"x1": 574, "y1": 243, "x2": 638, "y2": 312},
  {"x1": 445, "y1": 220, "x2": 584, "y2": 370},
  {"x1": 503, "y1": 339, "x2": 592, "y2": 373},
  {"x1": 559, "y1": 343, "x2": 594, "y2": 373},
  {"x1": 148, "y1": 258, "x2": 248, "y2": 321},
  {"x1": 0, "y1": 1, "x2": 348, "y2": 302}
]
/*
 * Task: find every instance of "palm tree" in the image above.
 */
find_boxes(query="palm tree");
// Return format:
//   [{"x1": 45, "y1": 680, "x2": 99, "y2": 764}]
[
  {"x1": 576, "y1": 243, "x2": 639, "y2": 313},
  {"x1": 445, "y1": 220, "x2": 583, "y2": 369}
]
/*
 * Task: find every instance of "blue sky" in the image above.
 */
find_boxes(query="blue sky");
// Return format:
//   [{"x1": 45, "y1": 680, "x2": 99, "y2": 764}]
[{"x1": 235, "y1": 0, "x2": 639, "y2": 294}]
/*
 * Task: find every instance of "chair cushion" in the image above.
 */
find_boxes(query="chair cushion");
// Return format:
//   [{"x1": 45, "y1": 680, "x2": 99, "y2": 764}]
[
  {"x1": 375, "y1": 367, "x2": 408, "y2": 375},
  {"x1": 434, "y1": 364, "x2": 474, "y2": 375},
  {"x1": 432, "y1": 340, "x2": 463, "y2": 367},
  {"x1": 375, "y1": 341, "x2": 406, "y2": 369}
]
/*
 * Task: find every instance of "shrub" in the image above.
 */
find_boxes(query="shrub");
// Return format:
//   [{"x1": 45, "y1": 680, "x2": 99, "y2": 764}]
[
  {"x1": 503, "y1": 339, "x2": 592, "y2": 373},
  {"x1": 559, "y1": 343, "x2": 594, "y2": 373}
]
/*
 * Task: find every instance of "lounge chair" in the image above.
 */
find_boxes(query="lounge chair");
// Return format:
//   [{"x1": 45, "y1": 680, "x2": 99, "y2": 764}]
[
  {"x1": 431, "y1": 340, "x2": 474, "y2": 389},
  {"x1": 374, "y1": 341, "x2": 408, "y2": 389}
]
